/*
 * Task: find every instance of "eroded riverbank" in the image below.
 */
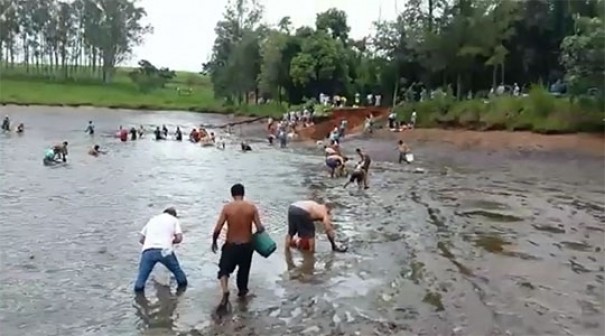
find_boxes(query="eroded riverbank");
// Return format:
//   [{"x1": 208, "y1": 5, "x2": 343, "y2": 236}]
[{"x1": 0, "y1": 106, "x2": 603, "y2": 336}]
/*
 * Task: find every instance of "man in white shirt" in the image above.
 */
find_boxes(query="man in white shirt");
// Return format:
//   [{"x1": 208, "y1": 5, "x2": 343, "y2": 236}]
[{"x1": 133, "y1": 207, "x2": 188, "y2": 293}]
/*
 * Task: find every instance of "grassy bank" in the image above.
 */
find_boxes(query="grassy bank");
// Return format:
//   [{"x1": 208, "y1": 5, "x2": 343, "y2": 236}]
[
  {"x1": 0, "y1": 68, "x2": 287, "y2": 117},
  {"x1": 395, "y1": 87, "x2": 604, "y2": 134}
]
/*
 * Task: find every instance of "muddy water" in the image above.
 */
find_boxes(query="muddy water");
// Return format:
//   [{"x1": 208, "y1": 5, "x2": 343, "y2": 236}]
[{"x1": 1, "y1": 106, "x2": 604, "y2": 336}]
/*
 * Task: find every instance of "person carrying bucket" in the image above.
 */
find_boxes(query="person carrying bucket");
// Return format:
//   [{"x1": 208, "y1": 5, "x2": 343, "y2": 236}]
[{"x1": 211, "y1": 183, "x2": 266, "y2": 314}]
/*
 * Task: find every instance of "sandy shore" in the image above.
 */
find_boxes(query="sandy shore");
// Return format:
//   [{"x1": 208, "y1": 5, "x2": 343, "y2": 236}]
[{"x1": 234, "y1": 117, "x2": 604, "y2": 157}]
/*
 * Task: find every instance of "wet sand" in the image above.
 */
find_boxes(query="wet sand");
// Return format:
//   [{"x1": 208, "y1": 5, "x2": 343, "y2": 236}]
[{"x1": 0, "y1": 105, "x2": 603, "y2": 336}]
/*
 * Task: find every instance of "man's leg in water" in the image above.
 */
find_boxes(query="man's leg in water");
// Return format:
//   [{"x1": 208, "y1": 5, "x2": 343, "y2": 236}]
[
  {"x1": 363, "y1": 168, "x2": 369, "y2": 188},
  {"x1": 159, "y1": 252, "x2": 188, "y2": 289},
  {"x1": 235, "y1": 244, "x2": 254, "y2": 297},
  {"x1": 286, "y1": 206, "x2": 299, "y2": 249},
  {"x1": 134, "y1": 249, "x2": 160, "y2": 292},
  {"x1": 217, "y1": 243, "x2": 237, "y2": 306}
]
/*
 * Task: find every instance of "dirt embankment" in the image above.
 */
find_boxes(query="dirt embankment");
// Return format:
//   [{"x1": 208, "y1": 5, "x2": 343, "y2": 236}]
[
  {"x1": 298, "y1": 107, "x2": 391, "y2": 140},
  {"x1": 374, "y1": 128, "x2": 605, "y2": 157},
  {"x1": 226, "y1": 112, "x2": 604, "y2": 157}
]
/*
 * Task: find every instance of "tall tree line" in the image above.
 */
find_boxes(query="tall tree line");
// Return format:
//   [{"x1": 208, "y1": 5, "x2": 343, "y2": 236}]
[
  {"x1": 0, "y1": 0, "x2": 150, "y2": 83},
  {"x1": 205, "y1": 0, "x2": 604, "y2": 106}
]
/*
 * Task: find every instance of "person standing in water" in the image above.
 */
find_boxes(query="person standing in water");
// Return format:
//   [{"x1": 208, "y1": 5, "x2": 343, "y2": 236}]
[
  {"x1": 398, "y1": 140, "x2": 411, "y2": 164},
  {"x1": 138, "y1": 125, "x2": 145, "y2": 138},
  {"x1": 212, "y1": 183, "x2": 265, "y2": 313},
  {"x1": 134, "y1": 207, "x2": 188, "y2": 293},
  {"x1": 355, "y1": 148, "x2": 371, "y2": 189},
  {"x1": 16, "y1": 123, "x2": 24, "y2": 134},
  {"x1": 119, "y1": 127, "x2": 128, "y2": 142},
  {"x1": 175, "y1": 127, "x2": 183, "y2": 141},
  {"x1": 154, "y1": 127, "x2": 163, "y2": 140},
  {"x1": 2, "y1": 116, "x2": 10, "y2": 131},
  {"x1": 162, "y1": 125, "x2": 168, "y2": 138},
  {"x1": 85, "y1": 121, "x2": 95, "y2": 135},
  {"x1": 129, "y1": 127, "x2": 138, "y2": 140},
  {"x1": 286, "y1": 200, "x2": 347, "y2": 253}
]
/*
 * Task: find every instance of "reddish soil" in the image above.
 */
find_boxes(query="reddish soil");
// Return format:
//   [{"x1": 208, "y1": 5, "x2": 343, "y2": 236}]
[
  {"x1": 377, "y1": 128, "x2": 605, "y2": 157},
  {"x1": 298, "y1": 107, "x2": 390, "y2": 140}
]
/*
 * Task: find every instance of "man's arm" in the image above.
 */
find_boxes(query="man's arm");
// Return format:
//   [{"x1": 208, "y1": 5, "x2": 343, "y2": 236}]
[
  {"x1": 139, "y1": 224, "x2": 147, "y2": 245},
  {"x1": 252, "y1": 205, "x2": 265, "y2": 233},
  {"x1": 212, "y1": 207, "x2": 227, "y2": 247},
  {"x1": 322, "y1": 211, "x2": 337, "y2": 250},
  {"x1": 173, "y1": 219, "x2": 183, "y2": 244}
]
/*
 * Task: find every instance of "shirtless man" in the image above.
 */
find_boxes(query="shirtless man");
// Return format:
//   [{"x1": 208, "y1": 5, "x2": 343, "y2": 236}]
[
  {"x1": 212, "y1": 183, "x2": 265, "y2": 312},
  {"x1": 286, "y1": 200, "x2": 347, "y2": 253},
  {"x1": 355, "y1": 148, "x2": 371, "y2": 189},
  {"x1": 53, "y1": 141, "x2": 68, "y2": 162},
  {"x1": 325, "y1": 153, "x2": 346, "y2": 178},
  {"x1": 398, "y1": 140, "x2": 411, "y2": 164},
  {"x1": 343, "y1": 162, "x2": 365, "y2": 189},
  {"x1": 88, "y1": 145, "x2": 105, "y2": 157}
]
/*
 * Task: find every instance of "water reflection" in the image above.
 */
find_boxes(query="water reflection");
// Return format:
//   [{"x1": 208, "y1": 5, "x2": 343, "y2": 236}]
[{"x1": 133, "y1": 281, "x2": 186, "y2": 331}]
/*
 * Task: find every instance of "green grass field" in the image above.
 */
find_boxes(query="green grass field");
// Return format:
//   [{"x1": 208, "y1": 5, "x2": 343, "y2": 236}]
[{"x1": 0, "y1": 66, "x2": 287, "y2": 117}]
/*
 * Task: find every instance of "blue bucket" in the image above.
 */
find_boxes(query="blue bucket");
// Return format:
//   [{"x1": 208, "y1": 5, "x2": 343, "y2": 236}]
[
  {"x1": 44, "y1": 149, "x2": 55, "y2": 160},
  {"x1": 252, "y1": 231, "x2": 276, "y2": 258}
]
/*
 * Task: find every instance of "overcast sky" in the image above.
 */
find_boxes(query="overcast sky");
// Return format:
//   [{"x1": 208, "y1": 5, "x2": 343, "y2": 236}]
[{"x1": 129, "y1": 0, "x2": 405, "y2": 72}]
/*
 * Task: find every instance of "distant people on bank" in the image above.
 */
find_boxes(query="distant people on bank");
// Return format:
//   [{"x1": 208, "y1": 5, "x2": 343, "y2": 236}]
[
  {"x1": 343, "y1": 162, "x2": 366, "y2": 189},
  {"x1": 286, "y1": 200, "x2": 347, "y2": 253},
  {"x1": 134, "y1": 207, "x2": 188, "y2": 293},
  {"x1": 212, "y1": 183, "x2": 265, "y2": 315},
  {"x1": 356, "y1": 148, "x2": 371, "y2": 189},
  {"x1": 388, "y1": 111, "x2": 397, "y2": 129},
  {"x1": 338, "y1": 119, "x2": 348, "y2": 138},
  {"x1": 85, "y1": 121, "x2": 95, "y2": 135},
  {"x1": 2, "y1": 116, "x2": 10, "y2": 131},
  {"x1": 88, "y1": 145, "x2": 106, "y2": 157},
  {"x1": 398, "y1": 140, "x2": 413, "y2": 164}
]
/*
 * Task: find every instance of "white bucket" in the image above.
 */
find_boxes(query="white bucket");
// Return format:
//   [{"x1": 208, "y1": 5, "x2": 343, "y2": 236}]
[{"x1": 405, "y1": 153, "x2": 414, "y2": 163}]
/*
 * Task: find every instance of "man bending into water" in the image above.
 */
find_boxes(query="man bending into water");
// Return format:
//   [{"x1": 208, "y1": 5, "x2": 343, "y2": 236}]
[
  {"x1": 343, "y1": 162, "x2": 365, "y2": 189},
  {"x1": 286, "y1": 200, "x2": 347, "y2": 253},
  {"x1": 212, "y1": 183, "x2": 265, "y2": 313},
  {"x1": 355, "y1": 148, "x2": 371, "y2": 189},
  {"x1": 53, "y1": 141, "x2": 68, "y2": 162},
  {"x1": 325, "y1": 153, "x2": 346, "y2": 178}
]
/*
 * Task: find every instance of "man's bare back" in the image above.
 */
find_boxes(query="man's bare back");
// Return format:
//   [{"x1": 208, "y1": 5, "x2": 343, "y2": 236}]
[
  {"x1": 291, "y1": 200, "x2": 327, "y2": 221},
  {"x1": 222, "y1": 200, "x2": 260, "y2": 244}
]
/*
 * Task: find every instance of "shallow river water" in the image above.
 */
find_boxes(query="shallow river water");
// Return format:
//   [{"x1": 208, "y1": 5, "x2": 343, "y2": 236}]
[{"x1": 0, "y1": 106, "x2": 604, "y2": 336}]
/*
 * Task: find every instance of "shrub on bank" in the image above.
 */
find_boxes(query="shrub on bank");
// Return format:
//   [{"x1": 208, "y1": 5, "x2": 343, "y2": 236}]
[{"x1": 394, "y1": 86, "x2": 604, "y2": 134}]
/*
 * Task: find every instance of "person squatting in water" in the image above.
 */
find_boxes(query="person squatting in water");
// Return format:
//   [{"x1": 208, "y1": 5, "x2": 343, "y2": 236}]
[{"x1": 286, "y1": 200, "x2": 347, "y2": 253}]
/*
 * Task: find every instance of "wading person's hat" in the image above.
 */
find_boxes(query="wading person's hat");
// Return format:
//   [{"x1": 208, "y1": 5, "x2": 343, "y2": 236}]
[{"x1": 164, "y1": 207, "x2": 178, "y2": 217}]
